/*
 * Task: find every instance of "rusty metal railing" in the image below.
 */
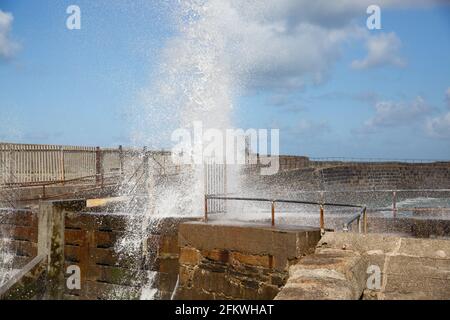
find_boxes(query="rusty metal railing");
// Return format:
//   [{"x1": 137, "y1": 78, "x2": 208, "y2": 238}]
[
  {"x1": 204, "y1": 194, "x2": 365, "y2": 234},
  {"x1": 343, "y1": 207, "x2": 367, "y2": 233},
  {"x1": 242, "y1": 189, "x2": 450, "y2": 218}
]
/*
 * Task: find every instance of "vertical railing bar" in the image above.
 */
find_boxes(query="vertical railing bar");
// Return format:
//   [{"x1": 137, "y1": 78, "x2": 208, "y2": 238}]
[
  {"x1": 320, "y1": 205, "x2": 325, "y2": 235},
  {"x1": 363, "y1": 207, "x2": 367, "y2": 234},
  {"x1": 204, "y1": 195, "x2": 208, "y2": 222},
  {"x1": 271, "y1": 201, "x2": 275, "y2": 227}
]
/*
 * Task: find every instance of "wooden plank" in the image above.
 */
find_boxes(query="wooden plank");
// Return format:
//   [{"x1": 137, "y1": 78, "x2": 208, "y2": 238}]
[
  {"x1": 89, "y1": 248, "x2": 143, "y2": 269},
  {"x1": 4, "y1": 239, "x2": 37, "y2": 257},
  {"x1": 93, "y1": 215, "x2": 128, "y2": 232},
  {"x1": 65, "y1": 212, "x2": 128, "y2": 232},
  {"x1": 64, "y1": 245, "x2": 83, "y2": 263},
  {"x1": 86, "y1": 196, "x2": 127, "y2": 208},
  {"x1": 65, "y1": 280, "x2": 140, "y2": 300},
  {"x1": 0, "y1": 210, "x2": 35, "y2": 227},
  {"x1": 64, "y1": 213, "x2": 93, "y2": 230},
  {"x1": 93, "y1": 230, "x2": 123, "y2": 249},
  {"x1": 86, "y1": 265, "x2": 147, "y2": 287},
  {"x1": 64, "y1": 229, "x2": 87, "y2": 247},
  {"x1": 0, "y1": 255, "x2": 46, "y2": 300},
  {"x1": 0, "y1": 225, "x2": 38, "y2": 242}
]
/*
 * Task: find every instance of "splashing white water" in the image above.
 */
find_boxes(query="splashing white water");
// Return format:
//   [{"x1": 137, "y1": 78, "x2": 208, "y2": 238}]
[
  {"x1": 116, "y1": 0, "x2": 261, "y2": 300},
  {"x1": 0, "y1": 238, "x2": 14, "y2": 286}
]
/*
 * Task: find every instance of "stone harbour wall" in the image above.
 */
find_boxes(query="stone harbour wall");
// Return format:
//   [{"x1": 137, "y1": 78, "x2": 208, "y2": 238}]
[
  {"x1": 174, "y1": 221, "x2": 321, "y2": 300},
  {"x1": 243, "y1": 161, "x2": 450, "y2": 205}
]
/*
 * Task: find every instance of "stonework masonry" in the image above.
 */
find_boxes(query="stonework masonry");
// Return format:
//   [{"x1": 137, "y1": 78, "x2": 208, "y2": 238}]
[
  {"x1": 276, "y1": 232, "x2": 450, "y2": 300},
  {"x1": 174, "y1": 221, "x2": 321, "y2": 300},
  {"x1": 245, "y1": 157, "x2": 450, "y2": 192}
]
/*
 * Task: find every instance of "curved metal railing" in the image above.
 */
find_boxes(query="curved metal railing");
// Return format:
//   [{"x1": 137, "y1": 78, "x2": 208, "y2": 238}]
[
  {"x1": 204, "y1": 194, "x2": 366, "y2": 234},
  {"x1": 342, "y1": 207, "x2": 367, "y2": 233}
]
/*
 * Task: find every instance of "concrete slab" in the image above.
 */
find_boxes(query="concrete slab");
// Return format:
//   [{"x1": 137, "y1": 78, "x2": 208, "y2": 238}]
[
  {"x1": 176, "y1": 221, "x2": 322, "y2": 300},
  {"x1": 178, "y1": 221, "x2": 321, "y2": 261}
]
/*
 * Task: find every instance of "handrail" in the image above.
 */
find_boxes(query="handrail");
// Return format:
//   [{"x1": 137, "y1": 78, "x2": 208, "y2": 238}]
[
  {"x1": 0, "y1": 172, "x2": 120, "y2": 189},
  {"x1": 207, "y1": 189, "x2": 450, "y2": 219},
  {"x1": 343, "y1": 207, "x2": 367, "y2": 233},
  {"x1": 205, "y1": 195, "x2": 363, "y2": 208},
  {"x1": 204, "y1": 194, "x2": 365, "y2": 234},
  {"x1": 0, "y1": 254, "x2": 46, "y2": 299},
  {"x1": 272, "y1": 189, "x2": 450, "y2": 193},
  {"x1": 310, "y1": 156, "x2": 450, "y2": 163}
]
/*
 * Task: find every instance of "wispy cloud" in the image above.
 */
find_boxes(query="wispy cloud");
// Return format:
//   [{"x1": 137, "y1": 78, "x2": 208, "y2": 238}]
[
  {"x1": 166, "y1": 0, "x2": 440, "y2": 93},
  {"x1": 357, "y1": 96, "x2": 432, "y2": 133},
  {"x1": 265, "y1": 94, "x2": 307, "y2": 113},
  {"x1": 426, "y1": 112, "x2": 450, "y2": 139},
  {"x1": 425, "y1": 88, "x2": 450, "y2": 139},
  {"x1": 446, "y1": 87, "x2": 450, "y2": 108},
  {"x1": 293, "y1": 119, "x2": 331, "y2": 137},
  {"x1": 312, "y1": 91, "x2": 379, "y2": 105},
  {"x1": 0, "y1": 9, "x2": 19, "y2": 59},
  {"x1": 352, "y1": 32, "x2": 406, "y2": 69}
]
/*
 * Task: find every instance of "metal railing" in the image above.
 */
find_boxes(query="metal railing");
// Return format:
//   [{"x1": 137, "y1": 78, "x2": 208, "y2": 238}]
[
  {"x1": 343, "y1": 207, "x2": 367, "y2": 233},
  {"x1": 258, "y1": 189, "x2": 450, "y2": 217},
  {"x1": 204, "y1": 194, "x2": 365, "y2": 234},
  {"x1": 310, "y1": 157, "x2": 450, "y2": 164}
]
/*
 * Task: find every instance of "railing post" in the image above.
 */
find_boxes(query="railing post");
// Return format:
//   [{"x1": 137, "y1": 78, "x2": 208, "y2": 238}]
[
  {"x1": 8, "y1": 144, "x2": 14, "y2": 184},
  {"x1": 320, "y1": 205, "x2": 325, "y2": 235},
  {"x1": 59, "y1": 146, "x2": 65, "y2": 183},
  {"x1": 271, "y1": 201, "x2": 275, "y2": 227},
  {"x1": 392, "y1": 191, "x2": 397, "y2": 217},
  {"x1": 143, "y1": 146, "x2": 149, "y2": 183},
  {"x1": 119, "y1": 145, "x2": 124, "y2": 176},
  {"x1": 95, "y1": 146, "x2": 102, "y2": 187},
  {"x1": 363, "y1": 207, "x2": 367, "y2": 234},
  {"x1": 204, "y1": 195, "x2": 208, "y2": 222},
  {"x1": 357, "y1": 216, "x2": 361, "y2": 233},
  {"x1": 343, "y1": 223, "x2": 348, "y2": 232}
]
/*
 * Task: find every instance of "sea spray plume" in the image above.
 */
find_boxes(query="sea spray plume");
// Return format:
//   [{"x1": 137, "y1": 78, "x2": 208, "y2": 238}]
[{"x1": 115, "y1": 0, "x2": 250, "y2": 299}]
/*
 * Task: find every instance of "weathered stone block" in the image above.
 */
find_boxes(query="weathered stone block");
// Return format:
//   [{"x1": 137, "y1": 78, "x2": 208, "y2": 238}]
[
  {"x1": 318, "y1": 232, "x2": 400, "y2": 254},
  {"x1": 275, "y1": 248, "x2": 368, "y2": 300},
  {"x1": 258, "y1": 284, "x2": 280, "y2": 300},
  {"x1": 230, "y1": 252, "x2": 273, "y2": 268},
  {"x1": 179, "y1": 265, "x2": 195, "y2": 287},
  {"x1": 159, "y1": 257, "x2": 179, "y2": 275},
  {"x1": 178, "y1": 221, "x2": 321, "y2": 271},
  {"x1": 202, "y1": 249, "x2": 230, "y2": 263},
  {"x1": 176, "y1": 221, "x2": 322, "y2": 300},
  {"x1": 158, "y1": 235, "x2": 180, "y2": 256},
  {"x1": 179, "y1": 247, "x2": 202, "y2": 266}
]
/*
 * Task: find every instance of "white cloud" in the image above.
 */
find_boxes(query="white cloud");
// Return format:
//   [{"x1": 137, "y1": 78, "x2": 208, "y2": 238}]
[
  {"x1": 361, "y1": 96, "x2": 431, "y2": 131},
  {"x1": 352, "y1": 32, "x2": 406, "y2": 69},
  {"x1": 0, "y1": 9, "x2": 18, "y2": 59},
  {"x1": 182, "y1": 0, "x2": 363, "y2": 91},
  {"x1": 426, "y1": 112, "x2": 450, "y2": 139},
  {"x1": 446, "y1": 87, "x2": 450, "y2": 108},
  {"x1": 294, "y1": 119, "x2": 331, "y2": 136},
  {"x1": 425, "y1": 88, "x2": 450, "y2": 139},
  {"x1": 167, "y1": 0, "x2": 437, "y2": 92}
]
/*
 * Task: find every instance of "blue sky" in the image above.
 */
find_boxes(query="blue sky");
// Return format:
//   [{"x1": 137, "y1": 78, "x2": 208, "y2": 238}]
[{"x1": 0, "y1": 0, "x2": 449, "y2": 159}]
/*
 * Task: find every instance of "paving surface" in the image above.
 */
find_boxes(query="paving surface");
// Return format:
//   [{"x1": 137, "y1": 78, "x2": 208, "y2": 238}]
[{"x1": 275, "y1": 232, "x2": 450, "y2": 300}]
